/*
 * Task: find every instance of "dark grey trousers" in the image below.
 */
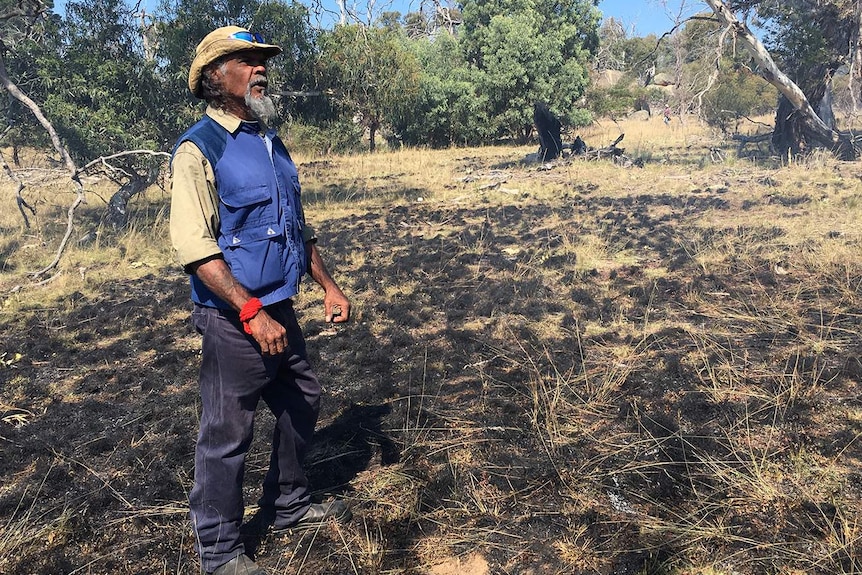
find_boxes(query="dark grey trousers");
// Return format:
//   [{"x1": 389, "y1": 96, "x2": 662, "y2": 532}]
[{"x1": 189, "y1": 300, "x2": 321, "y2": 573}]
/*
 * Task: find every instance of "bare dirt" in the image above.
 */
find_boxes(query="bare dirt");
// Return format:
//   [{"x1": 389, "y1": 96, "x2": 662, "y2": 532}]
[{"x1": 1, "y1": 151, "x2": 861, "y2": 574}]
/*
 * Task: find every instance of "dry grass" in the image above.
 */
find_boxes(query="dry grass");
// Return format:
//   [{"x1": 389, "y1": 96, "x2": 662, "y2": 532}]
[{"x1": 0, "y1": 114, "x2": 860, "y2": 574}]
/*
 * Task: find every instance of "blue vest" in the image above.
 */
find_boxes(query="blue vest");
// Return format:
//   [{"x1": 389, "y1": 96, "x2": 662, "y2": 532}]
[{"x1": 173, "y1": 115, "x2": 308, "y2": 309}]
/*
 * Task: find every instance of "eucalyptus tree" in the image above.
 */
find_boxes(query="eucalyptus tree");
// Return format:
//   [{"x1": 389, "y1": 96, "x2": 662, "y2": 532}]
[
  {"x1": 459, "y1": 0, "x2": 600, "y2": 142},
  {"x1": 44, "y1": 0, "x2": 164, "y2": 161},
  {"x1": 0, "y1": 0, "x2": 63, "y2": 236},
  {"x1": 317, "y1": 23, "x2": 420, "y2": 151},
  {"x1": 705, "y1": 0, "x2": 862, "y2": 157},
  {"x1": 35, "y1": 0, "x2": 174, "y2": 232},
  {"x1": 0, "y1": 0, "x2": 163, "y2": 273}
]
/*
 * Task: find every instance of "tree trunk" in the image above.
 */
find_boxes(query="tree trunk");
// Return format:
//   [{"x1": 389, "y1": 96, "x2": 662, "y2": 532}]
[
  {"x1": 849, "y1": 1, "x2": 862, "y2": 112},
  {"x1": 534, "y1": 102, "x2": 563, "y2": 161},
  {"x1": 105, "y1": 166, "x2": 159, "y2": 229},
  {"x1": 772, "y1": 70, "x2": 837, "y2": 158},
  {"x1": 703, "y1": 0, "x2": 857, "y2": 158}
]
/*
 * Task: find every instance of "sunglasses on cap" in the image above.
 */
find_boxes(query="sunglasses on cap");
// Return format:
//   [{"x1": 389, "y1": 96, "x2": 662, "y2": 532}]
[{"x1": 229, "y1": 30, "x2": 266, "y2": 44}]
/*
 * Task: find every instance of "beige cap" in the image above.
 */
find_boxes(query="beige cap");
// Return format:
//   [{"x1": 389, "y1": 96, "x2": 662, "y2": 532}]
[{"x1": 188, "y1": 26, "x2": 282, "y2": 98}]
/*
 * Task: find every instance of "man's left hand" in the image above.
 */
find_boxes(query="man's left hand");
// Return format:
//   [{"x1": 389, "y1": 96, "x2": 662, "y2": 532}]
[{"x1": 324, "y1": 287, "x2": 351, "y2": 323}]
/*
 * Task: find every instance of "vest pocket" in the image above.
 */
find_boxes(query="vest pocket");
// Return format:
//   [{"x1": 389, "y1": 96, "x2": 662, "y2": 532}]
[
  {"x1": 223, "y1": 226, "x2": 285, "y2": 293},
  {"x1": 220, "y1": 183, "x2": 275, "y2": 232}
]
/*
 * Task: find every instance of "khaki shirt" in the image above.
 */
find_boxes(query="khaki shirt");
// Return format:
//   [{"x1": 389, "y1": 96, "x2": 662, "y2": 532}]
[{"x1": 169, "y1": 106, "x2": 315, "y2": 271}]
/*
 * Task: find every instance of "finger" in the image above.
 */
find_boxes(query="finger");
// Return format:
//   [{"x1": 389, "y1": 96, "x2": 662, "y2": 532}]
[
  {"x1": 327, "y1": 304, "x2": 343, "y2": 323},
  {"x1": 335, "y1": 305, "x2": 350, "y2": 322},
  {"x1": 332, "y1": 312, "x2": 349, "y2": 323}
]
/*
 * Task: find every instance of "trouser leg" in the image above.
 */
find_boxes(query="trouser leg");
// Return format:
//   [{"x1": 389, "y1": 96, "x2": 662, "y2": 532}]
[
  {"x1": 260, "y1": 301, "x2": 322, "y2": 527},
  {"x1": 189, "y1": 306, "x2": 270, "y2": 573}
]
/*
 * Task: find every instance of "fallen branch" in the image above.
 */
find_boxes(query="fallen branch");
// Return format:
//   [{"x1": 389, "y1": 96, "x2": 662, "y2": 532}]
[
  {"x1": 0, "y1": 126, "x2": 34, "y2": 229},
  {"x1": 732, "y1": 132, "x2": 774, "y2": 155},
  {"x1": 76, "y1": 149, "x2": 170, "y2": 179},
  {"x1": 580, "y1": 133, "x2": 626, "y2": 161}
]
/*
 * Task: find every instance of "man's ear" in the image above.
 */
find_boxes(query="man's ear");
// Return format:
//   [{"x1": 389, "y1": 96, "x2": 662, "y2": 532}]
[{"x1": 206, "y1": 65, "x2": 223, "y2": 83}]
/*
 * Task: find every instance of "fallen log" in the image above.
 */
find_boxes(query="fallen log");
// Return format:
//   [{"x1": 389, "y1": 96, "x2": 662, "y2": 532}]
[
  {"x1": 581, "y1": 133, "x2": 625, "y2": 161},
  {"x1": 732, "y1": 132, "x2": 774, "y2": 156}
]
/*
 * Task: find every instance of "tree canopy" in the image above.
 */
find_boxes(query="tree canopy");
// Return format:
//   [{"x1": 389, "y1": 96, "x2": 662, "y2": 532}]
[
  {"x1": 460, "y1": 0, "x2": 599, "y2": 141},
  {"x1": 317, "y1": 24, "x2": 420, "y2": 151},
  {"x1": 6, "y1": 0, "x2": 859, "y2": 161}
]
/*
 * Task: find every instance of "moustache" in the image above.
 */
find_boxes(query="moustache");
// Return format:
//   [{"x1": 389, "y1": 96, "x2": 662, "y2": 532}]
[{"x1": 248, "y1": 76, "x2": 268, "y2": 91}]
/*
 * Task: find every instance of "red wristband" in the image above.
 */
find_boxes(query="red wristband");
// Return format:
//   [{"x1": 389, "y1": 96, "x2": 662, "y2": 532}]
[{"x1": 239, "y1": 297, "x2": 264, "y2": 334}]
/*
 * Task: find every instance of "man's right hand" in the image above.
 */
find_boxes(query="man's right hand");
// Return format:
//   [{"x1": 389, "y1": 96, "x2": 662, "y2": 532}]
[
  {"x1": 246, "y1": 310, "x2": 288, "y2": 356},
  {"x1": 191, "y1": 257, "x2": 289, "y2": 356}
]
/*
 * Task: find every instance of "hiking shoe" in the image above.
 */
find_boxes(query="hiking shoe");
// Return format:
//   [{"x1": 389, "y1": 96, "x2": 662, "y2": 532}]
[
  {"x1": 209, "y1": 554, "x2": 266, "y2": 575},
  {"x1": 275, "y1": 500, "x2": 352, "y2": 532}
]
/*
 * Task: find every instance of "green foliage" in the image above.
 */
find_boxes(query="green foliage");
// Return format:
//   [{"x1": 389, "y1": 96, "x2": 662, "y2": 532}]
[
  {"x1": 154, "y1": 0, "x2": 319, "y2": 134},
  {"x1": 287, "y1": 118, "x2": 362, "y2": 154},
  {"x1": 742, "y1": 1, "x2": 853, "y2": 116},
  {"x1": 392, "y1": 31, "x2": 491, "y2": 147},
  {"x1": 460, "y1": 0, "x2": 599, "y2": 141},
  {"x1": 702, "y1": 64, "x2": 779, "y2": 133},
  {"x1": 36, "y1": 0, "x2": 165, "y2": 163},
  {"x1": 317, "y1": 24, "x2": 420, "y2": 151},
  {"x1": 1, "y1": 2, "x2": 61, "y2": 153},
  {"x1": 584, "y1": 85, "x2": 636, "y2": 119},
  {"x1": 754, "y1": 1, "x2": 847, "y2": 87},
  {"x1": 583, "y1": 83, "x2": 664, "y2": 120}
]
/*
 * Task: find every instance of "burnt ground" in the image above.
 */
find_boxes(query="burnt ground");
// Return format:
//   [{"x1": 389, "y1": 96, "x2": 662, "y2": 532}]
[{"x1": 1, "y1": 157, "x2": 862, "y2": 575}]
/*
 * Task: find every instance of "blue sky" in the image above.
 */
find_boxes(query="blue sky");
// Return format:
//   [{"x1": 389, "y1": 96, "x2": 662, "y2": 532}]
[
  {"x1": 599, "y1": 0, "x2": 699, "y2": 37},
  {"x1": 53, "y1": 0, "x2": 700, "y2": 38}
]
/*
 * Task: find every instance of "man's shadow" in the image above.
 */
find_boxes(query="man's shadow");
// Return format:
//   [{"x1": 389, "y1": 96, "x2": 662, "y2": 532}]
[
  {"x1": 307, "y1": 402, "x2": 400, "y2": 491},
  {"x1": 243, "y1": 403, "x2": 399, "y2": 552}
]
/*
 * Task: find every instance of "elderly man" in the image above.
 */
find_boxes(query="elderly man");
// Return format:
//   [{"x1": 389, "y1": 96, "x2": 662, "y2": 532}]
[{"x1": 170, "y1": 26, "x2": 352, "y2": 575}]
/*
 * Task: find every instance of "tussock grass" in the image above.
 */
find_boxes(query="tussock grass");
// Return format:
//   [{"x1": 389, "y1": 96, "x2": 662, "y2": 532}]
[{"x1": 1, "y1": 116, "x2": 861, "y2": 574}]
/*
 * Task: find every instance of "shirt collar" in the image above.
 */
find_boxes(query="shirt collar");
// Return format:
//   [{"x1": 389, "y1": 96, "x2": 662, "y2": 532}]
[{"x1": 205, "y1": 105, "x2": 261, "y2": 135}]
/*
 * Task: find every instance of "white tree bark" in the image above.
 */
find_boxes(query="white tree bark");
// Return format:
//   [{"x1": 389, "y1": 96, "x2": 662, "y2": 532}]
[
  {"x1": 702, "y1": 0, "x2": 839, "y2": 147},
  {"x1": 848, "y1": 0, "x2": 862, "y2": 112},
  {"x1": 0, "y1": 43, "x2": 84, "y2": 278}
]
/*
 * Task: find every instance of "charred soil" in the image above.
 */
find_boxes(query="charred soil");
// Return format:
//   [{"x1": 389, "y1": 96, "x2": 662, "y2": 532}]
[{"x1": 1, "y1": 144, "x2": 861, "y2": 574}]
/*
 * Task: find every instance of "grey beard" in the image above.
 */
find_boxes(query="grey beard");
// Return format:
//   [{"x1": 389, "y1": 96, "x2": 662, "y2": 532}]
[{"x1": 246, "y1": 86, "x2": 277, "y2": 126}]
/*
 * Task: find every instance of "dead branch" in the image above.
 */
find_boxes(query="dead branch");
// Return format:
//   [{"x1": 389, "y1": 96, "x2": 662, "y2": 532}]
[
  {"x1": 694, "y1": 24, "x2": 733, "y2": 113},
  {"x1": 0, "y1": 39, "x2": 83, "y2": 279},
  {"x1": 77, "y1": 151, "x2": 169, "y2": 229},
  {"x1": 1, "y1": 148, "x2": 33, "y2": 228},
  {"x1": 561, "y1": 133, "x2": 643, "y2": 167},
  {"x1": 633, "y1": 14, "x2": 720, "y2": 80},
  {"x1": 581, "y1": 133, "x2": 626, "y2": 161},
  {"x1": 732, "y1": 132, "x2": 773, "y2": 155},
  {"x1": 76, "y1": 149, "x2": 170, "y2": 178},
  {"x1": 0, "y1": 125, "x2": 34, "y2": 228}
]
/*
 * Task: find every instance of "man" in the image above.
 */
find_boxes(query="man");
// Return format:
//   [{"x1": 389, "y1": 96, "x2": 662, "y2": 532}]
[{"x1": 170, "y1": 26, "x2": 352, "y2": 575}]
